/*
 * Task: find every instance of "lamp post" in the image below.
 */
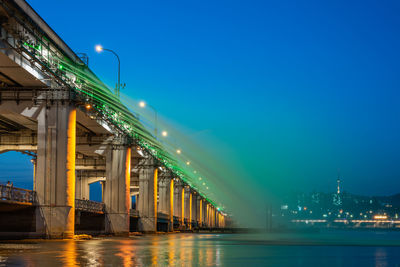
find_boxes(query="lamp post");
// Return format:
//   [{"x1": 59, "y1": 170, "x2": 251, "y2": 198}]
[
  {"x1": 95, "y1": 45, "x2": 121, "y2": 97},
  {"x1": 139, "y1": 101, "x2": 164, "y2": 139}
]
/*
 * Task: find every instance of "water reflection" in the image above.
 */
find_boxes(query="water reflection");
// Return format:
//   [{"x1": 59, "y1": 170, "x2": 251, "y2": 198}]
[
  {"x1": 167, "y1": 237, "x2": 176, "y2": 265},
  {"x1": 374, "y1": 247, "x2": 388, "y2": 267},
  {"x1": 0, "y1": 232, "x2": 400, "y2": 266},
  {"x1": 61, "y1": 240, "x2": 77, "y2": 267},
  {"x1": 150, "y1": 237, "x2": 159, "y2": 266},
  {"x1": 116, "y1": 240, "x2": 136, "y2": 267},
  {"x1": 80, "y1": 240, "x2": 103, "y2": 266}
]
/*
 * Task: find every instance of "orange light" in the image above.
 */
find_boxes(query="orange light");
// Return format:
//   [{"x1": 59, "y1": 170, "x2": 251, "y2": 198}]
[
  {"x1": 66, "y1": 108, "x2": 76, "y2": 239},
  {"x1": 154, "y1": 168, "x2": 158, "y2": 227},
  {"x1": 170, "y1": 179, "x2": 174, "y2": 224},
  {"x1": 85, "y1": 104, "x2": 92, "y2": 110},
  {"x1": 373, "y1": 215, "x2": 388, "y2": 220}
]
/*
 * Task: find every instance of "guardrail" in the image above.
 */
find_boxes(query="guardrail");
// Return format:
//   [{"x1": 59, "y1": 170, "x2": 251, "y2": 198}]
[
  {"x1": 0, "y1": 185, "x2": 36, "y2": 204},
  {"x1": 75, "y1": 199, "x2": 105, "y2": 213}
]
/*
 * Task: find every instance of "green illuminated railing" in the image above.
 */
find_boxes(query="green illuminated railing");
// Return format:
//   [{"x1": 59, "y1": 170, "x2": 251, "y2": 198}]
[{"x1": 0, "y1": 0, "x2": 219, "y2": 208}]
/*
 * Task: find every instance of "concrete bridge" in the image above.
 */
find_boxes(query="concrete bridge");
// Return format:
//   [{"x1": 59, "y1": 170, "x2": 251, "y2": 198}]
[{"x1": 0, "y1": 0, "x2": 228, "y2": 238}]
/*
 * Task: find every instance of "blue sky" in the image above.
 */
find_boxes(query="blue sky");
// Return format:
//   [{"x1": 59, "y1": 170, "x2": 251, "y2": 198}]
[{"x1": 2, "y1": 0, "x2": 400, "y2": 224}]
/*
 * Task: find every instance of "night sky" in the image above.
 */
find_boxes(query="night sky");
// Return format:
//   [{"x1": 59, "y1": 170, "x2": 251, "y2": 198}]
[{"x1": 1, "y1": 0, "x2": 399, "y2": 226}]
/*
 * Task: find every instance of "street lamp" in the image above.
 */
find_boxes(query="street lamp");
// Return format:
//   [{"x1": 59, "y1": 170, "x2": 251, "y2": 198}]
[
  {"x1": 95, "y1": 45, "x2": 121, "y2": 97},
  {"x1": 139, "y1": 101, "x2": 159, "y2": 139},
  {"x1": 139, "y1": 101, "x2": 146, "y2": 108}
]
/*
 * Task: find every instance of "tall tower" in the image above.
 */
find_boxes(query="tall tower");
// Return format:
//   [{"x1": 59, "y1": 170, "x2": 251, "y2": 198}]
[{"x1": 333, "y1": 173, "x2": 342, "y2": 206}]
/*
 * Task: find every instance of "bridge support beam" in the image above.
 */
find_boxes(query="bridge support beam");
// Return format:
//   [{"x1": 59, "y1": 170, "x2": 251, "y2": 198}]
[
  {"x1": 138, "y1": 158, "x2": 157, "y2": 233},
  {"x1": 169, "y1": 179, "x2": 174, "y2": 232},
  {"x1": 212, "y1": 207, "x2": 216, "y2": 228},
  {"x1": 173, "y1": 182, "x2": 183, "y2": 229},
  {"x1": 35, "y1": 104, "x2": 76, "y2": 239},
  {"x1": 104, "y1": 147, "x2": 131, "y2": 236},
  {"x1": 198, "y1": 198, "x2": 202, "y2": 227},
  {"x1": 158, "y1": 175, "x2": 173, "y2": 231},
  {"x1": 206, "y1": 203, "x2": 211, "y2": 228},
  {"x1": 192, "y1": 193, "x2": 197, "y2": 228},
  {"x1": 211, "y1": 206, "x2": 215, "y2": 228},
  {"x1": 184, "y1": 187, "x2": 191, "y2": 229},
  {"x1": 158, "y1": 177, "x2": 168, "y2": 214}
]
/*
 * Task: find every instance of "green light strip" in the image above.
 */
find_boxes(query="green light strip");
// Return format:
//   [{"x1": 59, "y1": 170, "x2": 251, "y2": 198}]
[{"x1": 18, "y1": 27, "x2": 222, "y2": 210}]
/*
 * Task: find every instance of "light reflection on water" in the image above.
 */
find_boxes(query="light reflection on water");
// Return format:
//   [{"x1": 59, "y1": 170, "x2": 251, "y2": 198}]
[{"x1": 0, "y1": 232, "x2": 399, "y2": 266}]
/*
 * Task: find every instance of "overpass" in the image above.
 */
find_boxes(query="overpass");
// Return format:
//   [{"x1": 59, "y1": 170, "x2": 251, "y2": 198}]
[{"x1": 0, "y1": 0, "x2": 229, "y2": 238}]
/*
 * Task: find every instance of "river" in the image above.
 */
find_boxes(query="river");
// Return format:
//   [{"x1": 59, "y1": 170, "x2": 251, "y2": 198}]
[{"x1": 1, "y1": 230, "x2": 400, "y2": 266}]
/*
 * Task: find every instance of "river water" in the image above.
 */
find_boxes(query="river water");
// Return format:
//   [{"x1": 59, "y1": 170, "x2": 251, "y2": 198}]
[{"x1": 1, "y1": 230, "x2": 400, "y2": 266}]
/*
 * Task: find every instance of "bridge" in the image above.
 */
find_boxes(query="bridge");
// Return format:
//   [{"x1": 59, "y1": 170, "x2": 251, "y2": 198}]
[{"x1": 0, "y1": 0, "x2": 229, "y2": 238}]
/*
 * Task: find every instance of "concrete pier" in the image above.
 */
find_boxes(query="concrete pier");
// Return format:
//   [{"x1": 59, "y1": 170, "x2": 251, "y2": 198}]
[
  {"x1": 138, "y1": 158, "x2": 157, "y2": 232},
  {"x1": 35, "y1": 104, "x2": 76, "y2": 239},
  {"x1": 169, "y1": 179, "x2": 174, "y2": 231},
  {"x1": 191, "y1": 193, "x2": 197, "y2": 227},
  {"x1": 104, "y1": 147, "x2": 131, "y2": 235},
  {"x1": 184, "y1": 186, "x2": 191, "y2": 229},
  {"x1": 158, "y1": 176, "x2": 169, "y2": 214}
]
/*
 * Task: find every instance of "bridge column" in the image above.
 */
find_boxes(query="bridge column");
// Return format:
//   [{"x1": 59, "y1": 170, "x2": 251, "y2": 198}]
[
  {"x1": 208, "y1": 205, "x2": 211, "y2": 227},
  {"x1": 35, "y1": 103, "x2": 76, "y2": 239},
  {"x1": 207, "y1": 203, "x2": 211, "y2": 228},
  {"x1": 173, "y1": 182, "x2": 183, "y2": 229},
  {"x1": 209, "y1": 206, "x2": 212, "y2": 227},
  {"x1": 138, "y1": 158, "x2": 157, "y2": 232},
  {"x1": 203, "y1": 202, "x2": 206, "y2": 228},
  {"x1": 184, "y1": 186, "x2": 191, "y2": 229},
  {"x1": 158, "y1": 177, "x2": 169, "y2": 213},
  {"x1": 204, "y1": 203, "x2": 208, "y2": 227},
  {"x1": 104, "y1": 146, "x2": 131, "y2": 236},
  {"x1": 212, "y1": 207, "x2": 215, "y2": 228},
  {"x1": 169, "y1": 179, "x2": 174, "y2": 232},
  {"x1": 192, "y1": 193, "x2": 197, "y2": 228},
  {"x1": 158, "y1": 174, "x2": 172, "y2": 231},
  {"x1": 213, "y1": 207, "x2": 216, "y2": 228},
  {"x1": 198, "y1": 198, "x2": 202, "y2": 227}
]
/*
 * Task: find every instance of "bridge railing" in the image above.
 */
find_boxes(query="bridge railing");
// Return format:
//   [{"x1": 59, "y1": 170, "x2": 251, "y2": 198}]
[
  {"x1": 75, "y1": 199, "x2": 105, "y2": 213},
  {"x1": 0, "y1": 185, "x2": 36, "y2": 204}
]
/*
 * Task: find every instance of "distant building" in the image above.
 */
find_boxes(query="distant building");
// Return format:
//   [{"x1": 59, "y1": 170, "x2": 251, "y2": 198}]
[{"x1": 333, "y1": 176, "x2": 342, "y2": 206}]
